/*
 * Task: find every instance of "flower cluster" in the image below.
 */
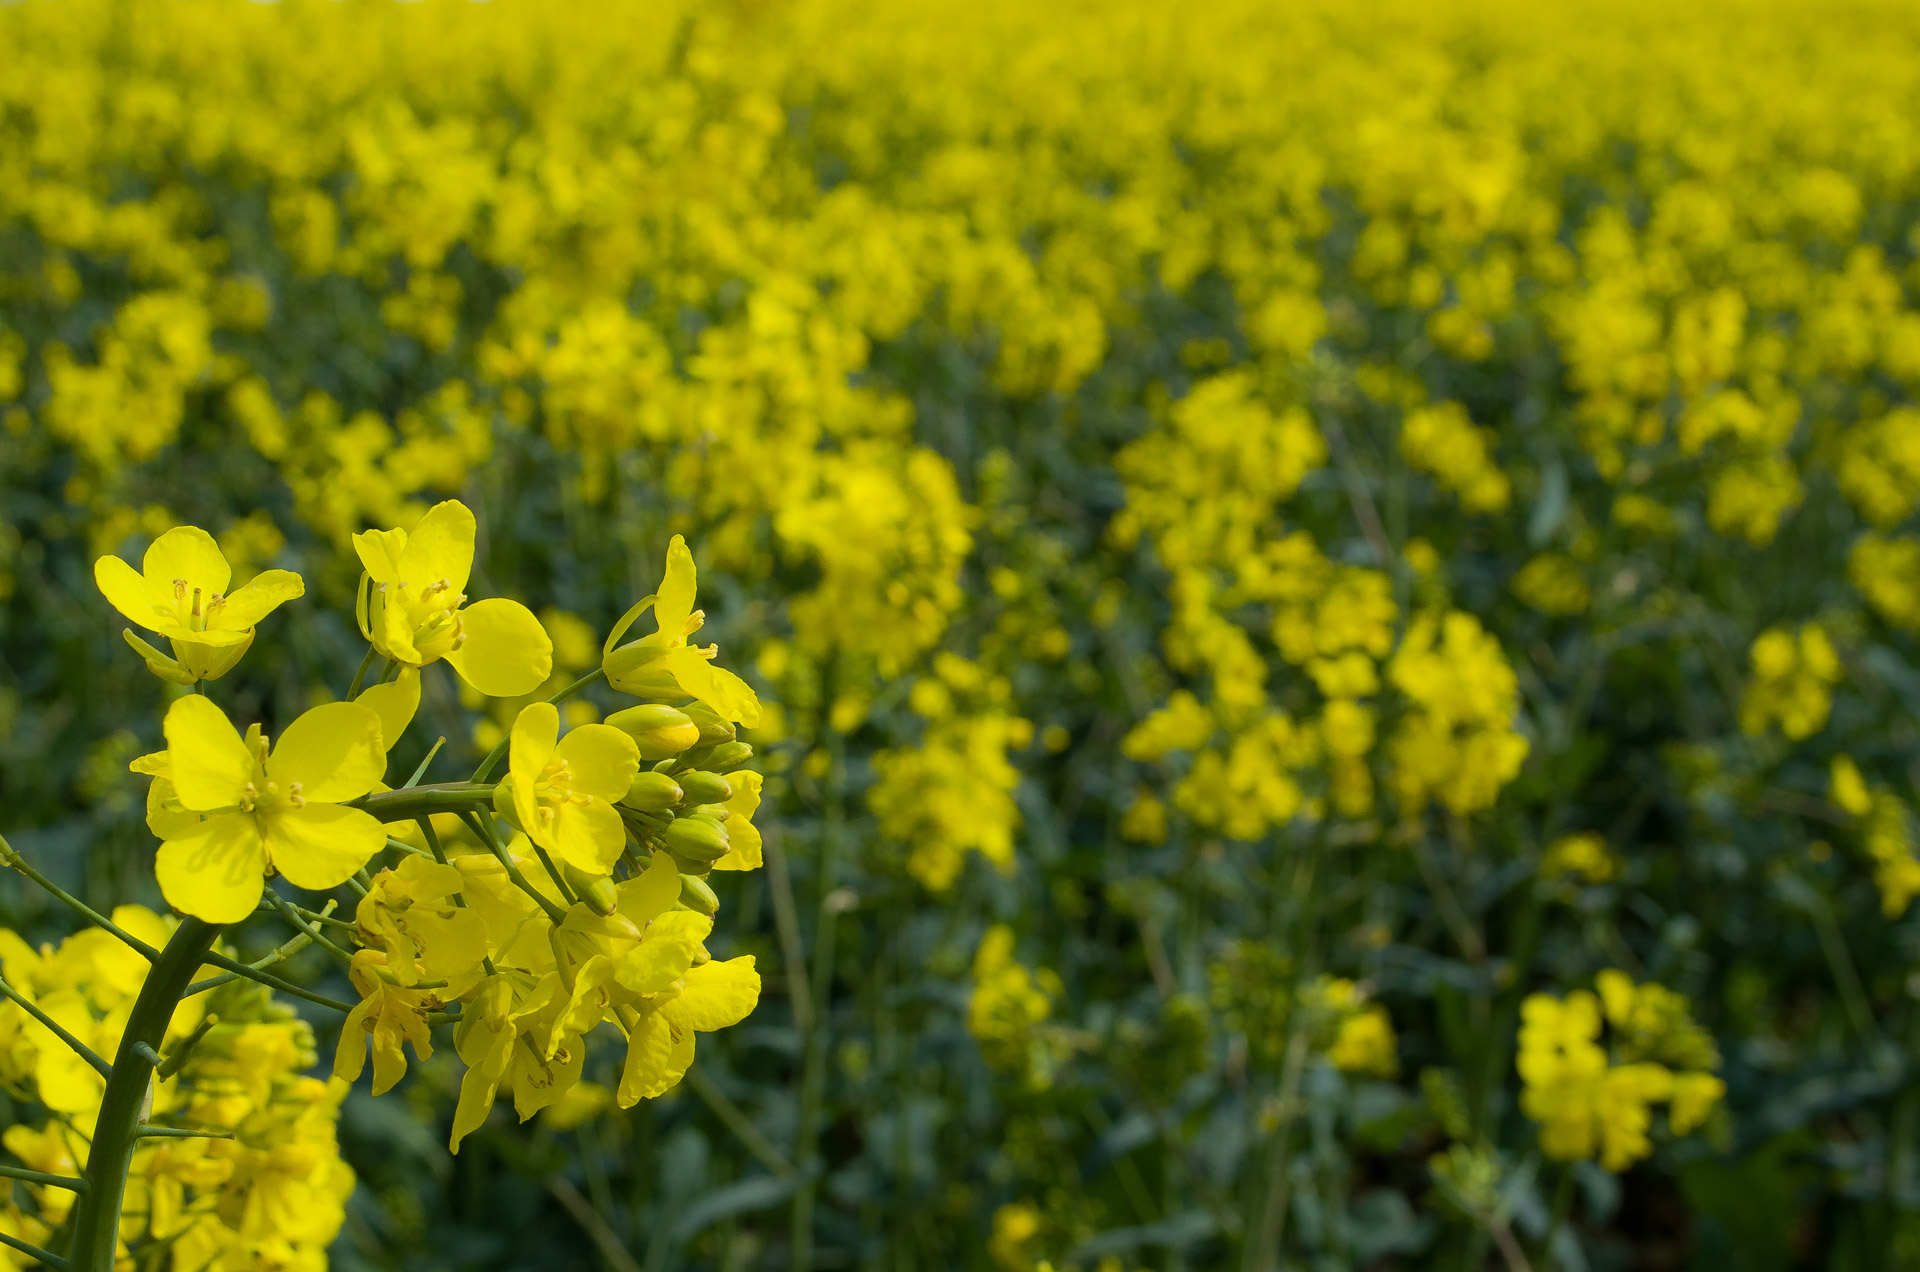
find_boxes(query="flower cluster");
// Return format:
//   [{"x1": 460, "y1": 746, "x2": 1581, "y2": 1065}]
[
  {"x1": 1738, "y1": 622, "x2": 1842, "y2": 740},
  {"x1": 0, "y1": 909, "x2": 352, "y2": 1270},
  {"x1": 1518, "y1": 972, "x2": 1724, "y2": 1172}
]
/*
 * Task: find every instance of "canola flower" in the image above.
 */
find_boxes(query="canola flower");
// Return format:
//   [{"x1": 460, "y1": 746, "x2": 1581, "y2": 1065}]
[
  {"x1": 1517, "y1": 972, "x2": 1723, "y2": 1172},
  {"x1": 152, "y1": 697, "x2": 387, "y2": 923},
  {"x1": 6, "y1": 0, "x2": 1920, "y2": 1262},
  {"x1": 94, "y1": 527, "x2": 304, "y2": 685},
  {"x1": 0, "y1": 515, "x2": 767, "y2": 1269},
  {"x1": 0, "y1": 909, "x2": 352, "y2": 1271},
  {"x1": 354, "y1": 499, "x2": 553, "y2": 698}
]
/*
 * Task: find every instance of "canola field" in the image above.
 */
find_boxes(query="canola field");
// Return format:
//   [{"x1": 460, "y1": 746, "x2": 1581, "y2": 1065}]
[{"x1": 1, "y1": 0, "x2": 1919, "y2": 1267}]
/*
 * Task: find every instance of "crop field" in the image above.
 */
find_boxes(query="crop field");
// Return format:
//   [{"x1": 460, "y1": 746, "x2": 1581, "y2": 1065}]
[{"x1": 1, "y1": 0, "x2": 1918, "y2": 1268}]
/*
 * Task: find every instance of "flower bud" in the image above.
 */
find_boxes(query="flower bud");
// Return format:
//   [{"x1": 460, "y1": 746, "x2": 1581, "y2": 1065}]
[
  {"x1": 678, "y1": 873, "x2": 719, "y2": 915},
  {"x1": 685, "y1": 802, "x2": 729, "y2": 823},
  {"x1": 663, "y1": 815, "x2": 730, "y2": 862},
  {"x1": 676, "y1": 770, "x2": 733, "y2": 806},
  {"x1": 704, "y1": 741, "x2": 754, "y2": 772},
  {"x1": 492, "y1": 782, "x2": 522, "y2": 832},
  {"x1": 622, "y1": 770, "x2": 684, "y2": 812},
  {"x1": 681, "y1": 702, "x2": 737, "y2": 746},
  {"x1": 667, "y1": 848, "x2": 711, "y2": 876},
  {"x1": 561, "y1": 863, "x2": 619, "y2": 916},
  {"x1": 606, "y1": 704, "x2": 701, "y2": 761}
]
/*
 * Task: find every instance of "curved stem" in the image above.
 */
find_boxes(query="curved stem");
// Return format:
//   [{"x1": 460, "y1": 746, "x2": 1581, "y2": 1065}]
[{"x1": 70, "y1": 917, "x2": 222, "y2": 1272}]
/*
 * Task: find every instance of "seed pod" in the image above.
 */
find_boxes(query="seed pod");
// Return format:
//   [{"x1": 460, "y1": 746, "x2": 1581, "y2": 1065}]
[
  {"x1": 606, "y1": 704, "x2": 700, "y2": 761},
  {"x1": 622, "y1": 770, "x2": 684, "y2": 812},
  {"x1": 704, "y1": 741, "x2": 754, "y2": 772},
  {"x1": 681, "y1": 702, "x2": 737, "y2": 746},
  {"x1": 663, "y1": 815, "x2": 730, "y2": 862},
  {"x1": 678, "y1": 873, "x2": 719, "y2": 915},
  {"x1": 562, "y1": 863, "x2": 619, "y2": 916},
  {"x1": 677, "y1": 770, "x2": 733, "y2": 806}
]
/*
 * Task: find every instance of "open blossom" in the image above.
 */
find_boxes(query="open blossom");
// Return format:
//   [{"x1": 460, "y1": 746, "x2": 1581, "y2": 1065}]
[
  {"x1": 501, "y1": 702, "x2": 639, "y2": 875},
  {"x1": 604, "y1": 535, "x2": 762, "y2": 726},
  {"x1": 94, "y1": 525, "x2": 304, "y2": 684},
  {"x1": 354, "y1": 500, "x2": 552, "y2": 697},
  {"x1": 154, "y1": 696, "x2": 387, "y2": 922}
]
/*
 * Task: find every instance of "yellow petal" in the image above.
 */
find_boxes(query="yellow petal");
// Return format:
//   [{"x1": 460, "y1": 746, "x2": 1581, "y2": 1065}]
[
  {"x1": 267, "y1": 804, "x2": 387, "y2": 890},
  {"x1": 654, "y1": 535, "x2": 698, "y2": 644},
  {"x1": 142, "y1": 526, "x2": 230, "y2": 596},
  {"x1": 616, "y1": 1010, "x2": 677, "y2": 1106},
  {"x1": 379, "y1": 589, "x2": 422, "y2": 664},
  {"x1": 333, "y1": 998, "x2": 376, "y2": 1084},
  {"x1": 217, "y1": 569, "x2": 305, "y2": 630},
  {"x1": 125, "y1": 630, "x2": 195, "y2": 685},
  {"x1": 662, "y1": 956, "x2": 761, "y2": 1032},
  {"x1": 164, "y1": 696, "x2": 254, "y2": 810},
  {"x1": 95, "y1": 555, "x2": 168, "y2": 628},
  {"x1": 155, "y1": 813, "x2": 267, "y2": 923},
  {"x1": 661, "y1": 647, "x2": 761, "y2": 727},
  {"x1": 547, "y1": 798, "x2": 625, "y2": 874},
  {"x1": 268, "y1": 702, "x2": 385, "y2": 801},
  {"x1": 509, "y1": 703, "x2": 558, "y2": 788},
  {"x1": 711, "y1": 771, "x2": 763, "y2": 871},
  {"x1": 168, "y1": 629, "x2": 254, "y2": 683},
  {"x1": 400, "y1": 500, "x2": 476, "y2": 596},
  {"x1": 445, "y1": 598, "x2": 553, "y2": 697},
  {"x1": 613, "y1": 910, "x2": 711, "y2": 995},
  {"x1": 353, "y1": 527, "x2": 409, "y2": 584},
  {"x1": 449, "y1": 1052, "x2": 504, "y2": 1152},
  {"x1": 356, "y1": 669, "x2": 421, "y2": 756},
  {"x1": 553, "y1": 724, "x2": 639, "y2": 802},
  {"x1": 614, "y1": 852, "x2": 681, "y2": 925}
]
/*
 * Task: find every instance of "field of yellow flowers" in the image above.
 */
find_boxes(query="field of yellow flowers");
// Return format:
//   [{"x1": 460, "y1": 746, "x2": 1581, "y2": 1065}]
[{"x1": 3, "y1": 0, "x2": 1920, "y2": 1267}]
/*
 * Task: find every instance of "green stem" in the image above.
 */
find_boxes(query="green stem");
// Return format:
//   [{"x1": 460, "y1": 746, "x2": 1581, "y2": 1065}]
[
  {"x1": 791, "y1": 721, "x2": 846, "y2": 1272},
  {"x1": 351, "y1": 782, "x2": 496, "y2": 822},
  {"x1": 70, "y1": 918, "x2": 222, "y2": 1272},
  {"x1": 0, "y1": 1163, "x2": 86, "y2": 1192},
  {"x1": 0, "y1": 978, "x2": 111, "y2": 1076},
  {"x1": 346, "y1": 645, "x2": 378, "y2": 699}
]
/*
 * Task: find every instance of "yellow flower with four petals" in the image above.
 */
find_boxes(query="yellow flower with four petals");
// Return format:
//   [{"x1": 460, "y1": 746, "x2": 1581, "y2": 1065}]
[
  {"x1": 354, "y1": 500, "x2": 552, "y2": 697},
  {"x1": 154, "y1": 695, "x2": 388, "y2": 922},
  {"x1": 500, "y1": 702, "x2": 639, "y2": 875},
  {"x1": 94, "y1": 526, "x2": 303, "y2": 684}
]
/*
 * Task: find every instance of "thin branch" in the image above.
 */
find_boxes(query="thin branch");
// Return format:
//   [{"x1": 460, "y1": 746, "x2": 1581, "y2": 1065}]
[
  {"x1": 0, "y1": 1162, "x2": 87, "y2": 1193},
  {"x1": 547, "y1": 1175, "x2": 643, "y2": 1272},
  {"x1": 263, "y1": 887, "x2": 354, "y2": 968},
  {"x1": 0, "y1": 835, "x2": 157, "y2": 960},
  {"x1": 685, "y1": 1064, "x2": 794, "y2": 1177},
  {"x1": 0, "y1": 1229, "x2": 67, "y2": 1268},
  {"x1": 0, "y1": 978, "x2": 110, "y2": 1077}
]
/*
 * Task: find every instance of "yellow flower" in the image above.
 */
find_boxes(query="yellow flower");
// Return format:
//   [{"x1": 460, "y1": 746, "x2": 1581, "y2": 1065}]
[
  {"x1": 94, "y1": 525, "x2": 303, "y2": 684},
  {"x1": 502, "y1": 702, "x2": 639, "y2": 874},
  {"x1": 333, "y1": 951, "x2": 438, "y2": 1096},
  {"x1": 603, "y1": 535, "x2": 762, "y2": 727},
  {"x1": 154, "y1": 695, "x2": 386, "y2": 922},
  {"x1": 353, "y1": 499, "x2": 552, "y2": 697}
]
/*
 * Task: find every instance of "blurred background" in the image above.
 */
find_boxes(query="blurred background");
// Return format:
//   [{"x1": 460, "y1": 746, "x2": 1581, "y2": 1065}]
[{"x1": 3, "y1": 0, "x2": 1920, "y2": 1267}]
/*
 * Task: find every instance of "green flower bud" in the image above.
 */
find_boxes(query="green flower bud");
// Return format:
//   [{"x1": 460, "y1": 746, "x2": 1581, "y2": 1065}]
[
  {"x1": 562, "y1": 863, "x2": 619, "y2": 916},
  {"x1": 623, "y1": 770, "x2": 684, "y2": 812},
  {"x1": 705, "y1": 741, "x2": 754, "y2": 772},
  {"x1": 685, "y1": 802, "x2": 729, "y2": 823},
  {"x1": 492, "y1": 782, "x2": 522, "y2": 832},
  {"x1": 677, "y1": 770, "x2": 733, "y2": 806},
  {"x1": 664, "y1": 814, "x2": 730, "y2": 862},
  {"x1": 667, "y1": 849, "x2": 711, "y2": 876},
  {"x1": 678, "y1": 873, "x2": 719, "y2": 915},
  {"x1": 606, "y1": 704, "x2": 701, "y2": 761},
  {"x1": 681, "y1": 702, "x2": 737, "y2": 746}
]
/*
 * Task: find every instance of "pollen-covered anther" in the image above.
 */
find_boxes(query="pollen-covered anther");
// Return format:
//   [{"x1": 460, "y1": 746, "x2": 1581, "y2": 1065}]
[{"x1": 287, "y1": 781, "x2": 306, "y2": 808}]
